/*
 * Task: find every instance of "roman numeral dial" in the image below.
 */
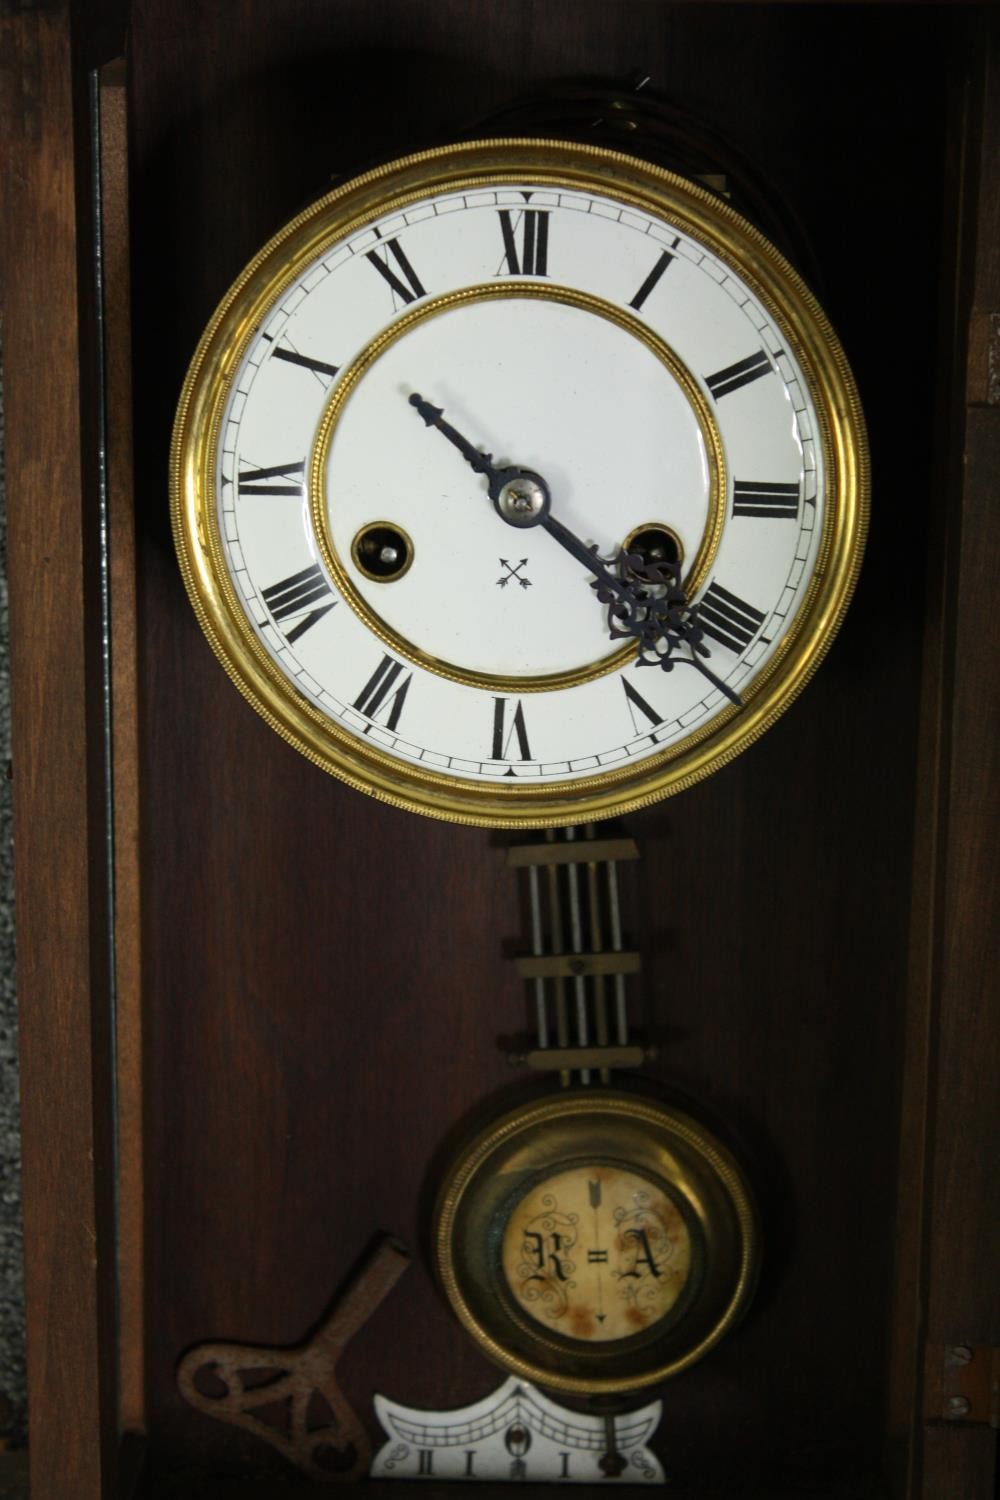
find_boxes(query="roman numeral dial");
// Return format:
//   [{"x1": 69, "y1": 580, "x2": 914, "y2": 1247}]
[{"x1": 172, "y1": 141, "x2": 864, "y2": 825}]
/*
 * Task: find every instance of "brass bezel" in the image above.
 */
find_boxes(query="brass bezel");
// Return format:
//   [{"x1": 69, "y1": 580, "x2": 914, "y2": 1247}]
[
  {"x1": 171, "y1": 138, "x2": 869, "y2": 828},
  {"x1": 433, "y1": 1091, "x2": 759, "y2": 1394}
]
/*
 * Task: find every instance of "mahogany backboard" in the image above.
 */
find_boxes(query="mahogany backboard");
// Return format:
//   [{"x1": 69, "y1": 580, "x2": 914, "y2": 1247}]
[{"x1": 91, "y1": 2, "x2": 991, "y2": 1493}]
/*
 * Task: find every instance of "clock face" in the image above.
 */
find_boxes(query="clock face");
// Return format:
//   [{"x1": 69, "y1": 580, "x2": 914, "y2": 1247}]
[
  {"x1": 501, "y1": 1164, "x2": 693, "y2": 1343},
  {"x1": 173, "y1": 140, "x2": 867, "y2": 826}
]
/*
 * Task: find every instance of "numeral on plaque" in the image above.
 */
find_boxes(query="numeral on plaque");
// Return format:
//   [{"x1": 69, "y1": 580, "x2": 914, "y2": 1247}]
[{"x1": 372, "y1": 1375, "x2": 666, "y2": 1483}]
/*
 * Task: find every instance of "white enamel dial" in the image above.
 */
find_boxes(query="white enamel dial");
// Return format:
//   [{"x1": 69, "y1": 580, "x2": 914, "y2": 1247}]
[{"x1": 173, "y1": 141, "x2": 867, "y2": 825}]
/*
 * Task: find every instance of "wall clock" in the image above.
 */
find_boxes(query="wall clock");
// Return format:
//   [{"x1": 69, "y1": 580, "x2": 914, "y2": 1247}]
[
  {"x1": 166, "y1": 120, "x2": 869, "y2": 1464},
  {"x1": 7, "y1": 4, "x2": 994, "y2": 1494},
  {"x1": 171, "y1": 136, "x2": 867, "y2": 829},
  {"x1": 168, "y1": 123, "x2": 867, "y2": 1443}
]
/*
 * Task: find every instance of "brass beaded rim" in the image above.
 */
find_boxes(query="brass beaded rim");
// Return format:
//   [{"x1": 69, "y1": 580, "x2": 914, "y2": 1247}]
[{"x1": 309, "y1": 281, "x2": 724, "y2": 694}]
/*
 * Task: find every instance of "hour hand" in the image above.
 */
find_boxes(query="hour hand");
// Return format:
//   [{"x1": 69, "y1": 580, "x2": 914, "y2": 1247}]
[{"x1": 408, "y1": 391, "x2": 515, "y2": 500}]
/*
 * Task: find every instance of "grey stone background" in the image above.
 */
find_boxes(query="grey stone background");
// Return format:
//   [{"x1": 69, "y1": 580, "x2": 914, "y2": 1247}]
[{"x1": 0, "y1": 371, "x2": 28, "y2": 1448}]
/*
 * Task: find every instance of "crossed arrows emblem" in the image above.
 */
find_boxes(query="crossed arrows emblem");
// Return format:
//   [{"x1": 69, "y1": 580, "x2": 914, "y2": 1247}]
[{"x1": 497, "y1": 558, "x2": 531, "y2": 590}]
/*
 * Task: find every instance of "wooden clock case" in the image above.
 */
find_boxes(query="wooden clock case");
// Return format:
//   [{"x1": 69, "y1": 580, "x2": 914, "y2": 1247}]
[{"x1": 0, "y1": 3, "x2": 997, "y2": 1498}]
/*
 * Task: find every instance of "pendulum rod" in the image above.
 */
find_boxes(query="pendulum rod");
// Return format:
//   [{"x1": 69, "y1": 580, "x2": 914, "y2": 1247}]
[
  {"x1": 606, "y1": 855, "x2": 629, "y2": 1046},
  {"x1": 507, "y1": 826, "x2": 648, "y2": 1083},
  {"x1": 564, "y1": 827, "x2": 592, "y2": 1084},
  {"x1": 527, "y1": 862, "x2": 549, "y2": 1049},
  {"x1": 545, "y1": 828, "x2": 572, "y2": 1087},
  {"x1": 584, "y1": 825, "x2": 611, "y2": 1084}
]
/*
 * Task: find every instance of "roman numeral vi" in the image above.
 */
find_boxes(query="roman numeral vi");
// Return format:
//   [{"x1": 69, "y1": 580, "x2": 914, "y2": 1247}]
[{"x1": 492, "y1": 698, "x2": 531, "y2": 761}]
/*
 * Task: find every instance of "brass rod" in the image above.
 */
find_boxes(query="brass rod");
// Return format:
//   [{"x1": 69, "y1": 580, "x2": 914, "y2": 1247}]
[
  {"x1": 607, "y1": 859, "x2": 629, "y2": 1045},
  {"x1": 545, "y1": 828, "x2": 571, "y2": 1086},
  {"x1": 585, "y1": 825, "x2": 610, "y2": 1083},
  {"x1": 564, "y1": 827, "x2": 591, "y2": 1084},
  {"x1": 527, "y1": 863, "x2": 548, "y2": 1049}
]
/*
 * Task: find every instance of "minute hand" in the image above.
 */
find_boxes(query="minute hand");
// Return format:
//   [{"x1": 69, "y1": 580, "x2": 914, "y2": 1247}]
[
  {"x1": 538, "y1": 510, "x2": 627, "y2": 597},
  {"x1": 543, "y1": 513, "x2": 741, "y2": 706}
]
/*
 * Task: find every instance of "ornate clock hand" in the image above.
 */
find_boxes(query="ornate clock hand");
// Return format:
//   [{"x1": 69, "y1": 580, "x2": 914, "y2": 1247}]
[
  {"x1": 523, "y1": 520, "x2": 741, "y2": 705},
  {"x1": 407, "y1": 394, "x2": 628, "y2": 597},
  {"x1": 408, "y1": 391, "x2": 530, "y2": 503},
  {"x1": 599, "y1": 553, "x2": 743, "y2": 706},
  {"x1": 407, "y1": 392, "x2": 741, "y2": 704},
  {"x1": 406, "y1": 393, "x2": 639, "y2": 602}
]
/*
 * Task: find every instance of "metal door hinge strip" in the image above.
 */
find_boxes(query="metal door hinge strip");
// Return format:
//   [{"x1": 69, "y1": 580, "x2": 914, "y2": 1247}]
[{"x1": 932, "y1": 1343, "x2": 1000, "y2": 1426}]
